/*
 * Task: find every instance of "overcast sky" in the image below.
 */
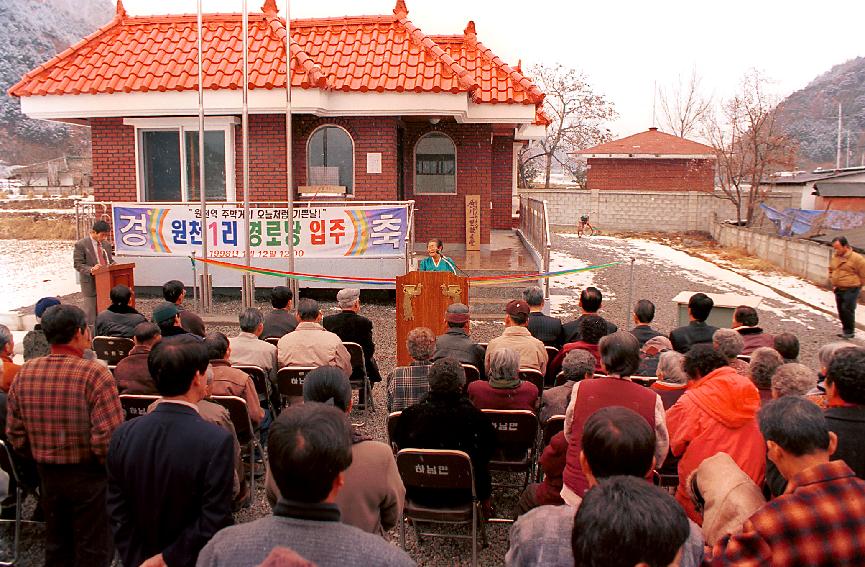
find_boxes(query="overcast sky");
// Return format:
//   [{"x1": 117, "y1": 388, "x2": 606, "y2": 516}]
[{"x1": 122, "y1": 0, "x2": 865, "y2": 138}]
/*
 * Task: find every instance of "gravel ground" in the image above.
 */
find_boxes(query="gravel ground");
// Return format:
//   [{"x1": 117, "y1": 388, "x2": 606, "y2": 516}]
[{"x1": 2, "y1": 230, "x2": 861, "y2": 566}]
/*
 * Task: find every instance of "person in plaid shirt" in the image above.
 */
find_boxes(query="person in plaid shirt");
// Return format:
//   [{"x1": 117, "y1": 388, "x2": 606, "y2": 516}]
[
  {"x1": 386, "y1": 326, "x2": 435, "y2": 412},
  {"x1": 708, "y1": 395, "x2": 865, "y2": 566},
  {"x1": 6, "y1": 304, "x2": 123, "y2": 567}
]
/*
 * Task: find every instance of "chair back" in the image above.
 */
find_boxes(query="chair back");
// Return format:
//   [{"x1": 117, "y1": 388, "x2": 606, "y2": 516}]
[
  {"x1": 0, "y1": 440, "x2": 20, "y2": 486},
  {"x1": 541, "y1": 415, "x2": 566, "y2": 448},
  {"x1": 544, "y1": 345, "x2": 559, "y2": 361},
  {"x1": 119, "y1": 394, "x2": 160, "y2": 420},
  {"x1": 632, "y1": 376, "x2": 658, "y2": 387},
  {"x1": 396, "y1": 449, "x2": 475, "y2": 495},
  {"x1": 343, "y1": 342, "x2": 366, "y2": 375},
  {"x1": 461, "y1": 364, "x2": 481, "y2": 385},
  {"x1": 518, "y1": 368, "x2": 545, "y2": 393},
  {"x1": 92, "y1": 336, "x2": 134, "y2": 365},
  {"x1": 210, "y1": 395, "x2": 254, "y2": 445},
  {"x1": 387, "y1": 411, "x2": 402, "y2": 453},
  {"x1": 265, "y1": 337, "x2": 280, "y2": 347},
  {"x1": 736, "y1": 355, "x2": 751, "y2": 363},
  {"x1": 483, "y1": 409, "x2": 539, "y2": 458},
  {"x1": 276, "y1": 366, "x2": 317, "y2": 398},
  {"x1": 232, "y1": 364, "x2": 269, "y2": 398}
]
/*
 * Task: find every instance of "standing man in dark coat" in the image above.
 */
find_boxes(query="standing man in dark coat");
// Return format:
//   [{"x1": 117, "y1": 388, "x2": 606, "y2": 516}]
[
  {"x1": 106, "y1": 337, "x2": 234, "y2": 567},
  {"x1": 669, "y1": 293, "x2": 718, "y2": 354},
  {"x1": 432, "y1": 303, "x2": 485, "y2": 379},
  {"x1": 562, "y1": 287, "x2": 617, "y2": 343},
  {"x1": 323, "y1": 288, "x2": 382, "y2": 388},
  {"x1": 73, "y1": 220, "x2": 114, "y2": 328},
  {"x1": 523, "y1": 286, "x2": 563, "y2": 349},
  {"x1": 629, "y1": 299, "x2": 663, "y2": 347}
]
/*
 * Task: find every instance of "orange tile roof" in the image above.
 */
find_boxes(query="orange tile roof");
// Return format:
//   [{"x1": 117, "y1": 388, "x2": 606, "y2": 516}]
[
  {"x1": 576, "y1": 127, "x2": 715, "y2": 156},
  {"x1": 9, "y1": 0, "x2": 544, "y2": 115}
]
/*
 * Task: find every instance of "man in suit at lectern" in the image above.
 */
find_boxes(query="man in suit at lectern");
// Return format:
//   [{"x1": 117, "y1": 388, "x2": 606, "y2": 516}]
[{"x1": 73, "y1": 220, "x2": 114, "y2": 328}]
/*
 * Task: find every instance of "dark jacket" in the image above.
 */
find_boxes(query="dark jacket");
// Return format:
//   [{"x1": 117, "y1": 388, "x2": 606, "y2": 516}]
[
  {"x1": 630, "y1": 324, "x2": 663, "y2": 347},
  {"x1": 113, "y1": 345, "x2": 158, "y2": 394},
  {"x1": 95, "y1": 305, "x2": 146, "y2": 338},
  {"x1": 670, "y1": 321, "x2": 718, "y2": 353},
  {"x1": 394, "y1": 391, "x2": 496, "y2": 503},
  {"x1": 562, "y1": 314, "x2": 617, "y2": 344},
  {"x1": 432, "y1": 328, "x2": 486, "y2": 379},
  {"x1": 261, "y1": 309, "x2": 297, "y2": 339},
  {"x1": 323, "y1": 310, "x2": 382, "y2": 383},
  {"x1": 527, "y1": 312, "x2": 564, "y2": 349},
  {"x1": 179, "y1": 307, "x2": 206, "y2": 338},
  {"x1": 106, "y1": 402, "x2": 234, "y2": 567},
  {"x1": 825, "y1": 405, "x2": 865, "y2": 480}
]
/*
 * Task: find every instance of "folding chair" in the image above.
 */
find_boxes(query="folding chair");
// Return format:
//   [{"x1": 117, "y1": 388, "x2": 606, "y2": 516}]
[
  {"x1": 232, "y1": 364, "x2": 275, "y2": 417},
  {"x1": 483, "y1": 409, "x2": 539, "y2": 493},
  {"x1": 92, "y1": 336, "x2": 134, "y2": 367},
  {"x1": 0, "y1": 440, "x2": 42, "y2": 567},
  {"x1": 632, "y1": 375, "x2": 658, "y2": 387},
  {"x1": 119, "y1": 394, "x2": 160, "y2": 421},
  {"x1": 275, "y1": 366, "x2": 316, "y2": 409},
  {"x1": 518, "y1": 368, "x2": 545, "y2": 394},
  {"x1": 543, "y1": 346, "x2": 560, "y2": 388},
  {"x1": 343, "y1": 342, "x2": 373, "y2": 416},
  {"x1": 536, "y1": 415, "x2": 566, "y2": 482},
  {"x1": 397, "y1": 449, "x2": 486, "y2": 567},
  {"x1": 462, "y1": 364, "x2": 481, "y2": 386},
  {"x1": 211, "y1": 395, "x2": 263, "y2": 501},
  {"x1": 737, "y1": 355, "x2": 751, "y2": 363},
  {"x1": 387, "y1": 411, "x2": 402, "y2": 454},
  {"x1": 653, "y1": 469, "x2": 679, "y2": 496},
  {"x1": 264, "y1": 337, "x2": 280, "y2": 347}
]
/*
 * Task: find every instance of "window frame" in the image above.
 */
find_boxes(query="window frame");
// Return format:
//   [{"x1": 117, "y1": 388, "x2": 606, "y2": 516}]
[
  {"x1": 305, "y1": 124, "x2": 355, "y2": 196},
  {"x1": 413, "y1": 131, "x2": 457, "y2": 196}
]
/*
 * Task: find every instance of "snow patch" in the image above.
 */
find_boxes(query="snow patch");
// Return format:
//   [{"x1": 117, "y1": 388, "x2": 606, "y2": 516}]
[{"x1": 0, "y1": 240, "x2": 78, "y2": 312}]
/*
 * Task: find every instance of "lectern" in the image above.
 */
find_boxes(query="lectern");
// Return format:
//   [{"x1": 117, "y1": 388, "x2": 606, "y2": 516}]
[
  {"x1": 94, "y1": 263, "x2": 136, "y2": 312},
  {"x1": 395, "y1": 270, "x2": 469, "y2": 366}
]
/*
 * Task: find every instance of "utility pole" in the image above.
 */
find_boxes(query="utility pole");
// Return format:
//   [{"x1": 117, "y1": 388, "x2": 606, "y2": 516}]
[
  {"x1": 836, "y1": 102, "x2": 842, "y2": 170},
  {"x1": 846, "y1": 130, "x2": 851, "y2": 169}
]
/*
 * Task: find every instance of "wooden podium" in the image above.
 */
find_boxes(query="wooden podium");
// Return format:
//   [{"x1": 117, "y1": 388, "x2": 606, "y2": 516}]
[
  {"x1": 94, "y1": 263, "x2": 136, "y2": 313},
  {"x1": 395, "y1": 270, "x2": 469, "y2": 366}
]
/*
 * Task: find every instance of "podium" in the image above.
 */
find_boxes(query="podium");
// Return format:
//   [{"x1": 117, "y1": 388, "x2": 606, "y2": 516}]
[
  {"x1": 395, "y1": 270, "x2": 469, "y2": 366},
  {"x1": 94, "y1": 263, "x2": 136, "y2": 313}
]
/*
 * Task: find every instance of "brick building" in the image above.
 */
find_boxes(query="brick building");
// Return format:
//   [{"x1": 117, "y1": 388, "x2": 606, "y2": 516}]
[
  {"x1": 10, "y1": 0, "x2": 547, "y2": 250},
  {"x1": 576, "y1": 127, "x2": 716, "y2": 192}
]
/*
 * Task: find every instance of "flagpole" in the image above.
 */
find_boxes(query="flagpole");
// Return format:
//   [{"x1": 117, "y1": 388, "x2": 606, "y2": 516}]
[
  {"x1": 284, "y1": 0, "x2": 297, "y2": 300},
  {"x1": 241, "y1": 0, "x2": 253, "y2": 307},
  {"x1": 197, "y1": 0, "x2": 211, "y2": 312}
]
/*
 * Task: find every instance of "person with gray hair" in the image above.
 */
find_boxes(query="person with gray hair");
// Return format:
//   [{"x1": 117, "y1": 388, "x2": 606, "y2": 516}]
[
  {"x1": 524, "y1": 286, "x2": 564, "y2": 348},
  {"x1": 394, "y1": 357, "x2": 496, "y2": 516},
  {"x1": 540, "y1": 349, "x2": 595, "y2": 423},
  {"x1": 817, "y1": 341, "x2": 858, "y2": 381},
  {"x1": 324, "y1": 288, "x2": 383, "y2": 401},
  {"x1": 749, "y1": 346, "x2": 784, "y2": 403},
  {"x1": 230, "y1": 306, "x2": 278, "y2": 383},
  {"x1": 0, "y1": 323, "x2": 20, "y2": 392},
  {"x1": 276, "y1": 299, "x2": 352, "y2": 378},
  {"x1": 387, "y1": 327, "x2": 435, "y2": 412},
  {"x1": 770, "y1": 363, "x2": 818, "y2": 399},
  {"x1": 713, "y1": 328, "x2": 749, "y2": 376},
  {"x1": 433, "y1": 303, "x2": 485, "y2": 378},
  {"x1": 468, "y1": 348, "x2": 539, "y2": 411},
  {"x1": 651, "y1": 350, "x2": 689, "y2": 410}
]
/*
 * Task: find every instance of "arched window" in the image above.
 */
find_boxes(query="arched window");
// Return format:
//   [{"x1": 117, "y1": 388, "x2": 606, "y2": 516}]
[
  {"x1": 415, "y1": 133, "x2": 456, "y2": 194},
  {"x1": 307, "y1": 125, "x2": 354, "y2": 194}
]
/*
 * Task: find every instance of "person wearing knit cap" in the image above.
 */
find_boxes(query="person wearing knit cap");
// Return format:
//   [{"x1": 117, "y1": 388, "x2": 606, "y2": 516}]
[
  {"x1": 23, "y1": 297, "x2": 61, "y2": 361},
  {"x1": 485, "y1": 299, "x2": 547, "y2": 375},
  {"x1": 636, "y1": 335, "x2": 674, "y2": 377},
  {"x1": 323, "y1": 288, "x2": 382, "y2": 398},
  {"x1": 432, "y1": 303, "x2": 485, "y2": 380}
]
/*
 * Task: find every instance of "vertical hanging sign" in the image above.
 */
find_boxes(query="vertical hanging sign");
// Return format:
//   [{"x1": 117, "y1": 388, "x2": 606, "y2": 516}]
[{"x1": 465, "y1": 195, "x2": 481, "y2": 251}]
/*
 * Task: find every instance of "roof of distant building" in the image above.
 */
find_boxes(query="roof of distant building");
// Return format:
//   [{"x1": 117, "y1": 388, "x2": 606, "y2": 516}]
[
  {"x1": 574, "y1": 127, "x2": 715, "y2": 158},
  {"x1": 814, "y1": 181, "x2": 865, "y2": 198},
  {"x1": 766, "y1": 167, "x2": 865, "y2": 185}
]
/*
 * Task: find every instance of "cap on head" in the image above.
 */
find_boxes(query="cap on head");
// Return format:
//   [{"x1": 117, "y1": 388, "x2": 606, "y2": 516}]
[
  {"x1": 505, "y1": 299, "x2": 530, "y2": 317},
  {"x1": 35, "y1": 297, "x2": 61, "y2": 318},
  {"x1": 446, "y1": 302, "x2": 471, "y2": 324},
  {"x1": 152, "y1": 303, "x2": 180, "y2": 325},
  {"x1": 336, "y1": 288, "x2": 360, "y2": 308}
]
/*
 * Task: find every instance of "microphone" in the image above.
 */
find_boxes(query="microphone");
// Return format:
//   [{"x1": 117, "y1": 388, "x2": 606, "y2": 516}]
[{"x1": 441, "y1": 255, "x2": 468, "y2": 277}]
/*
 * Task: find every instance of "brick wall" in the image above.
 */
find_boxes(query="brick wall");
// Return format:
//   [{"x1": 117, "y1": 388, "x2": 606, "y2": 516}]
[
  {"x1": 491, "y1": 136, "x2": 514, "y2": 229},
  {"x1": 587, "y1": 157, "x2": 715, "y2": 192},
  {"x1": 91, "y1": 117, "x2": 136, "y2": 202}
]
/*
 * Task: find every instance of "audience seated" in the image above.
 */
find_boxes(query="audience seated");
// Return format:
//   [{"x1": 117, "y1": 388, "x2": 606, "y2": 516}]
[
  {"x1": 709, "y1": 396, "x2": 865, "y2": 565},
  {"x1": 277, "y1": 300, "x2": 351, "y2": 378},
  {"x1": 23, "y1": 297, "x2": 60, "y2": 361},
  {"x1": 562, "y1": 331, "x2": 669, "y2": 501},
  {"x1": 153, "y1": 303, "x2": 191, "y2": 339},
  {"x1": 198, "y1": 403, "x2": 414, "y2": 567},
  {"x1": 507, "y1": 407, "x2": 703, "y2": 567},
  {"x1": 666, "y1": 344, "x2": 765, "y2": 523},
  {"x1": 548, "y1": 314, "x2": 606, "y2": 378},
  {"x1": 629, "y1": 299, "x2": 663, "y2": 346},
  {"x1": 562, "y1": 287, "x2": 617, "y2": 343},
  {"x1": 0, "y1": 324, "x2": 21, "y2": 392},
  {"x1": 824, "y1": 347, "x2": 865, "y2": 480},
  {"x1": 670, "y1": 292, "x2": 718, "y2": 353},
  {"x1": 161, "y1": 279, "x2": 206, "y2": 337},
  {"x1": 651, "y1": 350, "x2": 689, "y2": 410},
  {"x1": 749, "y1": 346, "x2": 784, "y2": 404},
  {"x1": 323, "y1": 288, "x2": 383, "y2": 392},
  {"x1": 540, "y1": 349, "x2": 595, "y2": 423},
  {"x1": 468, "y1": 348, "x2": 539, "y2": 411},
  {"x1": 713, "y1": 327, "x2": 749, "y2": 376},
  {"x1": 231, "y1": 308, "x2": 279, "y2": 384},
  {"x1": 394, "y1": 358, "x2": 496, "y2": 515},
  {"x1": 816, "y1": 341, "x2": 857, "y2": 383},
  {"x1": 770, "y1": 363, "x2": 818, "y2": 399},
  {"x1": 432, "y1": 303, "x2": 485, "y2": 379},
  {"x1": 732, "y1": 305, "x2": 774, "y2": 356},
  {"x1": 94, "y1": 284, "x2": 146, "y2": 338},
  {"x1": 485, "y1": 299, "x2": 547, "y2": 375},
  {"x1": 774, "y1": 332, "x2": 800, "y2": 362},
  {"x1": 261, "y1": 286, "x2": 296, "y2": 339},
  {"x1": 636, "y1": 335, "x2": 672, "y2": 377},
  {"x1": 107, "y1": 337, "x2": 235, "y2": 567},
  {"x1": 387, "y1": 327, "x2": 435, "y2": 413},
  {"x1": 204, "y1": 332, "x2": 264, "y2": 425},
  {"x1": 114, "y1": 322, "x2": 161, "y2": 394},
  {"x1": 265, "y1": 366, "x2": 405, "y2": 536},
  {"x1": 523, "y1": 286, "x2": 564, "y2": 348}
]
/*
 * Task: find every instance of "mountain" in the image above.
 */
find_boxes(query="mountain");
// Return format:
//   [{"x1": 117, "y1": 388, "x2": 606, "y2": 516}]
[
  {"x1": 0, "y1": 0, "x2": 113, "y2": 168},
  {"x1": 776, "y1": 57, "x2": 865, "y2": 169}
]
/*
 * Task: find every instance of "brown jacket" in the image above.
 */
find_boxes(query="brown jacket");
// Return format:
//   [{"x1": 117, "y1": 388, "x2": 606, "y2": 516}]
[
  {"x1": 210, "y1": 359, "x2": 264, "y2": 425},
  {"x1": 114, "y1": 345, "x2": 158, "y2": 394},
  {"x1": 830, "y1": 249, "x2": 865, "y2": 289}
]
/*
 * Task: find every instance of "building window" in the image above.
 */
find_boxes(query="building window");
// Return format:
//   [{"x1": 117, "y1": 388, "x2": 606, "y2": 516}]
[
  {"x1": 307, "y1": 125, "x2": 354, "y2": 194},
  {"x1": 415, "y1": 133, "x2": 456, "y2": 194}
]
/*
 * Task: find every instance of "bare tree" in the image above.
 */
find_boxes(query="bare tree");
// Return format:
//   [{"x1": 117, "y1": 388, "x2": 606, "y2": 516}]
[
  {"x1": 659, "y1": 67, "x2": 712, "y2": 139},
  {"x1": 703, "y1": 69, "x2": 797, "y2": 224},
  {"x1": 519, "y1": 63, "x2": 616, "y2": 189}
]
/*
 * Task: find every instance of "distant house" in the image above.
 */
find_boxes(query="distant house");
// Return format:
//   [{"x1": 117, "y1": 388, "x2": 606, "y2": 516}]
[
  {"x1": 813, "y1": 181, "x2": 865, "y2": 212},
  {"x1": 764, "y1": 167, "x2": 865, "y2": 209},
  {"x1": 9, "y1": 156, "x2": 92, "y2": 195}
]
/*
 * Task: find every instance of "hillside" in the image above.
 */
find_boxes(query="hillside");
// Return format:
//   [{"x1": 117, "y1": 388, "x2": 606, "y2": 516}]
[
  {"x1": 776, "y1": 57, "x2": 865, "y2": 168},
  {"x1": 0, "y1": 0, "x2": 113, "y2": 168}
]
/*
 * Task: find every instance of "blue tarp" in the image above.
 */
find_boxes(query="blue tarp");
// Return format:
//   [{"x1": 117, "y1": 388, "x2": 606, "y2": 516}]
[{"x1": 759, "y1": 204, "x2": 865, "y2": 237}]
